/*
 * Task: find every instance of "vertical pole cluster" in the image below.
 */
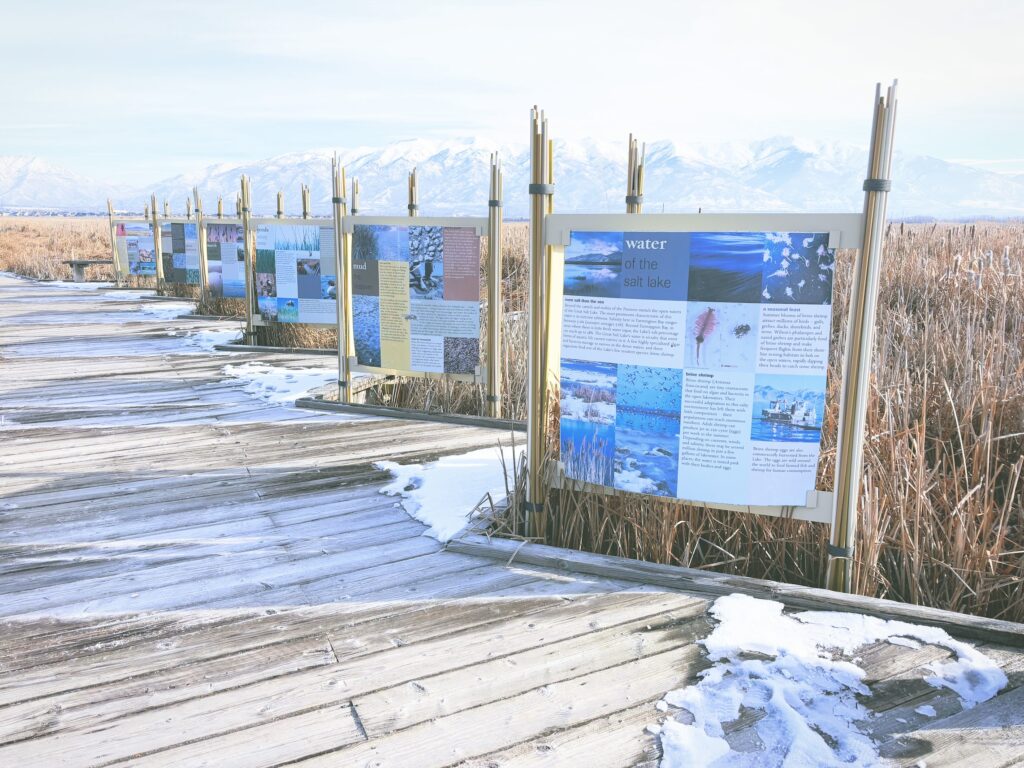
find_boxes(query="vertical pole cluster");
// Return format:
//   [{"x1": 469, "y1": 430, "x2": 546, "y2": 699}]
[
  {"x1": 407, "y1": 168, "x2": 419, "y2": 217},
  {"x1": 526, "y1": 107, "x2": 554, "y2": 537},
  {"x1": 625, "y1": 134, "x2": 645, "y2": 214},
  {"x1": 217, "y1": 196, "x2": 224, "y2": 219},
  {"x1": 332, "y1": 155, "x2": 353, "y2": 404},
  {"x1": 301, "y1": 184, "x2": 311, "y2": 220},
  {"x1": 826, "y1": 81, "x2": 899, "y2": 594},
  {"x1": 240, "y1": 175, "x2": 257, "y2": 345},
  {"x1": 151, "y1": 194, "x2": 164, "y2": 290},
  {"x1": 486, "y1": 154, "x2": 504, "y2": 418},
  {"x1": 276, "y1": 191, "x2": 285, "y2": 219},
  {"x1": 351, "y1": 178, "x2": 361, "y2": 215},
  {"x1": 106, "y1": 199, "x2": 124, "y2": 286},
  {"x1": 194, "y1": 186, "x2": 209, "y2": 298}
]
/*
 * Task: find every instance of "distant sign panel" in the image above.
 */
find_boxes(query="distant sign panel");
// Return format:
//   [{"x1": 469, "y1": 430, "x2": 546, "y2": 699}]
[
  {"x1": 160, "y1": 221, "x2": 200, "y2": 285},
  {"x1": 254, "y1": 222, "x2": 336, "y2": 325},
  {"x1": 114, "y1": 221, "x2": 156, "y2": 276},
  {"x1": 351, "y1": 223, "x2": 481, "y2": 375},
  {"x1": 558, "y1": 229, "x2": 836, "y2": 507},
  {"x1": 206, "y1": 222, "x2": 246, "y2": 299}
]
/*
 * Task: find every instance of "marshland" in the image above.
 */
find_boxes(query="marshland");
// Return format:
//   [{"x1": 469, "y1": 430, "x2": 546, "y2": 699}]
[{"x1": 1, "y1": 215, "x2": 1022, "y2": 621}]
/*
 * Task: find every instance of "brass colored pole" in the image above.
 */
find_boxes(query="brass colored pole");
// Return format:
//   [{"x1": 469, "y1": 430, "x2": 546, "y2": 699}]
[
  {"x1": 163, "y1": 200, "x2": 170, "y2": 218},
  {"x1": 408, "y1": 168, "x2": 419, "y2": 217},
  {"x1": 486, "y1": 154, "x2": 504, "y2": 418},
  {"x1": 301, "y1": 184, "x2": 311, "y2": 220},
  {"x1": 241, "y1": 175, "x2": 257, "y2": 345},
  {"x1": 826, "y1": 81, "x2": 899, "y2": 594},
  {"x1": 217, "y1": 196, "x2": 224, "y2": 219},
  {"x1": 144, "y1": 203, "x2": 150, "y2": 219},
  {"x1": 276, "y1": 191, "x2": 284, "y2": 219},
  {"x1": 625, "y1": 135, "x2": 646, "y2": 214},
  {"x1": 151, "y1": 193, "x2": 165, "y2": 291},
  {"x1": 235, "y1": 194, "x2": 241, "y2": 218},
  {"x1": 106, "y1": 199, "x2": 124, "y2": 286},
  {"x1": 195, "y1": 186, "x2": 209, "y2": 298},
  {"x1": 332, "y1": 156, "x2": 353, "y2": 404},
  {"x1": 351, "y1": 178, "x2": 360, "y2": 216},
  {"x1": 526, "y1": 107, "x2": 554, "y2": 538},
  {"x1": 186, "y1": 198, "x2": 193, "y2": 220}
]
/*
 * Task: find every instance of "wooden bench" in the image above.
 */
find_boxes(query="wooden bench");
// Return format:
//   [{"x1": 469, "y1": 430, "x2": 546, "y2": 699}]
[{"x1": 63, "y1": 259, "x2": 112, "y2": 282}]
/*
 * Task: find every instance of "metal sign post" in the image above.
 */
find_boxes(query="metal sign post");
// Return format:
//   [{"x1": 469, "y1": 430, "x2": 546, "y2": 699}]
[
  {"x1": 151, "y1": 194, "x2": 165, "y2": 292},
  {"x1": 106, "y1": 199, "x2": 124, "y2": 286},
  {"x1": 826, "y1": 81, "x2": 899, "y2": 593},
  {"x1": 332, "y1": 156, "x2": 353, "y2": 404},
  {"x1": 408, "y1": 169, "x2": 419, "y2": 218},
  {"x1": 240, "y1": 175, "x2": 257, "y2": 345},
  {"x1": 486, "y1": 154, "x2": 504, "y2": 419},
  {"x1": 194, "y1": 186, "x2": 209, "y2": 300},
  {"x1": 526, "y1": 107, "x2": 555, "y2": 537},
  {"x1": 625, "y1": 134, "x2": 645, "y2": 214}
]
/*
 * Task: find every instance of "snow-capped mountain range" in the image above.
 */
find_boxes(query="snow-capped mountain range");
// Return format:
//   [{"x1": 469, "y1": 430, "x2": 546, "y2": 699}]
[{"x1": 3, "y1": 137, "x2": 1024, "y2": 218}]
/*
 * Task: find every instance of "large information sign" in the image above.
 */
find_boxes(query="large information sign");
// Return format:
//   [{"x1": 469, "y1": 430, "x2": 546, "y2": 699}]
[
  {"x1": 205, "y1": 222, "x2": 246, "y2": 299},
  {"x1": 159, "y1": 221, "x2": 200, "y2": 284},
  {"x1": 558, "y1": 228, "x2": 836, "y2": 507},
  {"x1": 254, "y1": 221, "x2": 337, "y2": 325},
  {"x1": 351, "y1": 222, "x2": 482, "y2": 375},
  {"x1": 114, "y1": 221, "x2": 156, "y2": 276}
]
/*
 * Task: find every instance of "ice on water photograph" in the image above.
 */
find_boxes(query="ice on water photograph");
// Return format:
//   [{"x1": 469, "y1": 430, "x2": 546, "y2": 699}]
[
  {"x1": 563, "y1": 230, "x2": 623, "y2": 298},
  {"x1": 684, "y1": 301, "x2": 760, "y2": 369},
  {"x1": 613, "y1": 364, "x2": 683, "y2": 497},
  {"x1": 352, "y1": 293, "x2": 382, "y2": 366},
  {"x1": 560, "y1": 358, "x2": 617, "y2": 486},
  {"x1": 750, "y1": 373, "x2": 827, "y2": 443},
  {"x1": 761, "y1": 232, "x2": 835, "y2": 304},
  {"x1": 686, "y1": 232, "x2": 765, "y2": 304}
]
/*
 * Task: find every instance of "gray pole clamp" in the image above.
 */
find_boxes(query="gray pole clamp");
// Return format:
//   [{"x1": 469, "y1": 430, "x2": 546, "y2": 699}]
[
  {"x1": 528, "y1": 183, "x2": 555, "y2": 195},
  {"x1": 826, "y1": 544, "x2": 855, "y2": 558},
  {"x1": 625, "y1": 194, "x2": 644, "y2": 205},
  {"x1": 862, "y1": 179, "x2": 892, "y2": 192},
  {"x1": 408, "y1": 204, "x2": 419, "y2": 211},
  {"x1": 488, "y1": 199, "x2": 502, "y2": 207},
  {"x1": 332, "y1": 197, "x2": 347, "y2": 205}
]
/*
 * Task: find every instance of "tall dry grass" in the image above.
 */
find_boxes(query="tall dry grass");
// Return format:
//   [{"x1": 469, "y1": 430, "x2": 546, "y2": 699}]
[
  {"x1": 0, "y1": 218, "x2": 112, "y2": 281},
  {"x1": 508, "y1": 222, "x2": 1024, "y2": 623}
]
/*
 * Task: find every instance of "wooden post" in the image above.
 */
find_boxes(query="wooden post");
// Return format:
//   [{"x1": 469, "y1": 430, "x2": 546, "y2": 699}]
[
  {"x1": 826, "y1": 81, "x2": 899, "y2": 594},
  {"x1": 486, "y1": 153, "x2": 504, "y2": 419},
  {"x1": 240, "y1": 175, "x2": 257, "y2": 346},
  {"x1": 194, "y1": 186, "x2": 209, "y2": 299},
  {"x1": 625, "y1": 134, "x2": 646, "y2": 214},
  {"x1": 144, "y1": 203, "x2": 150, "y2": 220},
  {"x1": 186, "y1": 198, "x2": 193, "y2": 220},
  {"x1": 332, "y1": 156, "x2": 353, "y2": 404},
  {"x1": 526, "y1": 107, "x2": 555, "y2": 538},
  {"x1": 407, "y1": 168, "x2": 419, "y2": 217},
  {"x1": 151, "y1": 194, "x2": 165, "y2": 292},
  {"x1": 276, "y1": 191, "x2": 284, "y2": 219},
  {"x1": 106, "y1": 199, "x2": 124, "y2": 286}
]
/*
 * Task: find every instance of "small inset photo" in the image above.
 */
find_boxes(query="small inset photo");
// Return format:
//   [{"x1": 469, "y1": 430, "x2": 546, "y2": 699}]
[
  {"x1": 563, "y1": 231, "x2": 622, "y2": 298},
  {"x1": 761, "y1": 232, "x2": 835, "y2": 305},
  {"x1": 684, "y1": 302, "x2": 760, "y2": 369},
  {"x1": 751, "y1": 373, "x2": 826, "y2": 443}
]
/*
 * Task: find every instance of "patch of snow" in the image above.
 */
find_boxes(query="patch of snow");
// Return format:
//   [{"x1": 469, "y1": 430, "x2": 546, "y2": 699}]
[
  {"x1": 136, "y1": 302, "x2": 194, "y2": 320},
  {"x1": 560, "y1": 395, "x2": 615, "y2": 425},
  {"x1": 654, "y1": 593, "x2": 1008, "y2": 768},
  {"x1": 375, "y1": 444, "x2": 520, "y2": 541},
  {"x1": 38, "y1": 279, "x2": 114, "y2": 290},
  {"x1": 914, "y1": 704, "x2": 937, "y2": 717},
  {"x1": 222, "y1": 361, "x2": 336, "y2": 404},
  {"x1": 180, "y1": 328, "x2": 242, "y2": 353}
]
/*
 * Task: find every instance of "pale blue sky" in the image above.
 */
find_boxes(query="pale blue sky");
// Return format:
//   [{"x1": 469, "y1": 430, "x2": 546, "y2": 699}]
[{"x1": 2, "y1": 0, "x2": 1022, "y2": 184}]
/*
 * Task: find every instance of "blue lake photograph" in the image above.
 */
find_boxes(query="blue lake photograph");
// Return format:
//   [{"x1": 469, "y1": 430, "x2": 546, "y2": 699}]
[
  {"x1": 687, "y1": 232, "x2": 765, "y2": 303},
  {"x1": 564, "y1": 231, "x2": 622, "y2": 298}
]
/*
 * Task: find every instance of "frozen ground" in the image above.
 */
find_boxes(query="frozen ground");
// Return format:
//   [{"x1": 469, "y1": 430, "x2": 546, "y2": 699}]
[
  {"x1": 375, "y1": 443, "x2": 520, "y2": 541},
  {"x1": 651, "y1": 593, "x2": 1008, "y2": 767},
  {"x1": 222, "y1": 361, "x2": 338, "y2": 404}
]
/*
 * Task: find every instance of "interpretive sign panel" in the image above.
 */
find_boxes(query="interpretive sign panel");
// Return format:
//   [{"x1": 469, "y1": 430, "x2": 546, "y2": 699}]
[
  {"x1": 114, "y1": 221, "x2": 156, "y2": 276},
  {"x1": 205, "y1": 221, "x2": 246, "y2": 299},
  {"x1": 351, "y1": 222, "x2": 482, "y2": 375},
  {"x1": 159, "y1": 221, "x2": 200, "y2": 284},
  {"x1": 254, "y1": 220, "x2": 337, "y2": 325},
  {"x1": 558, "y1": 228, "x2": 837, "y2": 507}
]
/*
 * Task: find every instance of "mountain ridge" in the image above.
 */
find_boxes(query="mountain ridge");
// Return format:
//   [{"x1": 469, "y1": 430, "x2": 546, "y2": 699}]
[{"x1": 3, "y1": 137, "x2": 1024, "y2": 218}]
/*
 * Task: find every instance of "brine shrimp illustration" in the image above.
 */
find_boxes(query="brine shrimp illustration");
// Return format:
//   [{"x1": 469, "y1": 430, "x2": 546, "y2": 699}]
[
  {"x1": 693, "y1": 307, "x2": 717, "y2": 364},
  {"x1": 733, "y1": 323, "x2": 751, "y2": 338}
]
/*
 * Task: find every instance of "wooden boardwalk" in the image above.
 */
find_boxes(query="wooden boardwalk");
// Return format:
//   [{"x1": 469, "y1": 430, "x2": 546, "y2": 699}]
[{"x1": 1, "y1": 274, "x2": 1023, "y2": 767}]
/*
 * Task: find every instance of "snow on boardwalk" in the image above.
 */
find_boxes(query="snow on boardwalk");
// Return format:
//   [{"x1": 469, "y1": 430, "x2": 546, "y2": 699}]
[{"x1": 1, "y1": 274, "x2": 1023, "y2": 767}]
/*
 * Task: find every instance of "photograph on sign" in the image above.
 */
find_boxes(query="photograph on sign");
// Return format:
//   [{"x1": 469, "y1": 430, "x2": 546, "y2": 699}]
[
  {"x1": 351, "y1": 223, "x2": 481, "y2": 374},
  {"x1": 253, "y1": 222, "x2": 336, "y2": 324},
  {"x1": 114, "y1": 221, "x2": 156, "y2": 276},
  {"x1": 559, "y1": 229, "x2": 835, "y2": 507},
  {"x1": 159, "y1": 222, "x2": 201, "y2": 285},
  {"x1": 205, "y1": 222, "x2": 246, "y2": 298}
]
